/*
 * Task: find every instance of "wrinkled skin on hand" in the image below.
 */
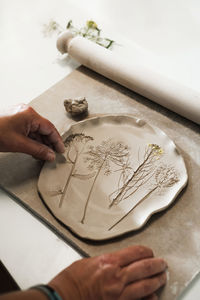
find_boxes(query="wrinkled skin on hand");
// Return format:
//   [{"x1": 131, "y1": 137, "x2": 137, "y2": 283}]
[
  {"x1": 0, "y1": 104, "x2": 65, "y2": 161},
  {"x1": 49, "y1": 245, "x2": 167, "y2": 300}
]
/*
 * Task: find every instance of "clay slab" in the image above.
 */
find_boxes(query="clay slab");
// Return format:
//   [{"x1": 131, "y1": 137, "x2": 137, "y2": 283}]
[{"x1": 38, "y1": 115, "x2": 188, "y2": 240}]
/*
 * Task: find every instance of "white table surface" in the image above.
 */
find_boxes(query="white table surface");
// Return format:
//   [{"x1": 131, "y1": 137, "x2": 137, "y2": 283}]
[{"x1": 0, "y1": 1, "x2": 200, "y2": 298}]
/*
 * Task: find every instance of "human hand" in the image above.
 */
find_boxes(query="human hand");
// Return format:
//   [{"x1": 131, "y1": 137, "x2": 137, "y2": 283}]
[
  {"x1": 0, "y1": 104, "x2": 65, "y2": 161},
  {"x1": 49, "y1": 245, "x2": 167, "y2": 300}
]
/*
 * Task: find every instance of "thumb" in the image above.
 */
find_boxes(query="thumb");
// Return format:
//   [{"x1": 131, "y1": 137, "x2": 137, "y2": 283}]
[{"x1": 18, "y1": 135, "x2": 56, "y2": 161}]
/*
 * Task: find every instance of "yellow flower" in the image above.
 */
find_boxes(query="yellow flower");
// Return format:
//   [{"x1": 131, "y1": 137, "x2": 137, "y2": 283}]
[
  {"x1": 158, "y1": 148, "x2": 164, "y2": 155},
  {"x1": 148, "y1": 144, "x2": 164, "y2": 155},
  {"x1": 86, "y1": 20, "x2": 98, "y2": 29},
  {"x1": 148, "y1": 143, "x2": 159, "y2": 149}
]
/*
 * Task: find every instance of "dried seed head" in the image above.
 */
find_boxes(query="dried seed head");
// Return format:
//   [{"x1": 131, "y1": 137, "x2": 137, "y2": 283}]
[{"x1": 155, "y1": 165, "x2": 179, "y2": 187}]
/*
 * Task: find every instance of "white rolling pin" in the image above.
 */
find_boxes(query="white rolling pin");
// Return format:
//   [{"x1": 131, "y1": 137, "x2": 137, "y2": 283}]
[{"x1": 57, "y1": 31, "x2": 200, "y2": 125}]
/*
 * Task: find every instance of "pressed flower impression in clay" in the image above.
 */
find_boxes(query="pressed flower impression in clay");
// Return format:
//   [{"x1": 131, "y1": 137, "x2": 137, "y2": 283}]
[{"x1": 38, "y1": 115, "x2": 188, "y2": 240}]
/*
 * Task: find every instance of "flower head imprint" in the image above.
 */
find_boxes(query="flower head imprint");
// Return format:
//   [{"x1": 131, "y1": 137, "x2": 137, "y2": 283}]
[{"x1": 84, "y1": 139, "x2": 129, "y2": 175}]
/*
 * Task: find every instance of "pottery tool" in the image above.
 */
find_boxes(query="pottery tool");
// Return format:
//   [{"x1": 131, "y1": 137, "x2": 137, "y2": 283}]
[{"x1": 57, "y1": 31, "x2": 200, "y2": 124}]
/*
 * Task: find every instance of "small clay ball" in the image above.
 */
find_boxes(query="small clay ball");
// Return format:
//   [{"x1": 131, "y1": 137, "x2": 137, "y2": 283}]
[{"x1": 64, "y1": 97, "x2": 88, "y2": 116}]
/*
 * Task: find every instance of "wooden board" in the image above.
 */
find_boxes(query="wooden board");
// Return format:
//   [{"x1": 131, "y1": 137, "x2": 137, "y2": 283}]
[{"x1": 0, "y1": 66, "x2": 200, "y2": 299}]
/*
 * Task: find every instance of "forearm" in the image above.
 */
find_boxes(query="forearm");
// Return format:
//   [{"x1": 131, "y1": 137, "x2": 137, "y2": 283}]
[{"x1": 0, "y1": 289, "x2": 48, "y2": 300}]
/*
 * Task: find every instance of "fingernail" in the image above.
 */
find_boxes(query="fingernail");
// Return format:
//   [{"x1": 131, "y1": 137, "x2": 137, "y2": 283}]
[
  {"x1": 161, "y1": 272, "x2": 167, "y2": 284},
  {"x1": 162, "y1": 259, "x2": 168, "y2": 269},
  {"x1": 59, "y1": 142, "x2": 65, "y2": 153},
  {"x1": 46, "y1": 150, "x2": 55, "y2": 161}
]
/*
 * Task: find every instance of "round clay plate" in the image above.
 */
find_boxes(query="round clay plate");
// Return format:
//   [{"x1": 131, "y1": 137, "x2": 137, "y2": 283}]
[{"x1": 38, "y1": 115, "x2": 188, "y2": 240}]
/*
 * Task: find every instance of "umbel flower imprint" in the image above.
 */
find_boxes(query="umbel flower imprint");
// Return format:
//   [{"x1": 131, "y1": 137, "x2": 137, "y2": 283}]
[
  {"x1": 58, "y1": 133, "x2": 94, "y2": 208},
  {"x1": 56, "y1": 135, "x2": 130, "y2": 224},
  {"x1": 81, "y1": 139, "x2": 130, "y2": 224}
]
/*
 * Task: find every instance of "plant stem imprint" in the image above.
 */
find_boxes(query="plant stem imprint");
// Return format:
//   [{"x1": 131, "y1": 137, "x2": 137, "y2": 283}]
[
  {"x1": 108, "y1": 165, "x2": 179, "y2": 231},
  {"x1": 109, "y1": 144, "x2": 164, "y2": 208},
  {"x1": 58, "y1": 133, "x2": 93, "y2": 208},
  {"x1": 81, "y1": 139, "x2": 130, "y2": 224}
]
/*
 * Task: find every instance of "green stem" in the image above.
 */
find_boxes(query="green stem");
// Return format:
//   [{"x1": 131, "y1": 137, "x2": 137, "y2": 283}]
[
  {"x1": 106, "y1": 40, "x2": 114, "y2": 49},
  {"x1": 108, "y1": 186, "x2": 158, "y2": 231}
]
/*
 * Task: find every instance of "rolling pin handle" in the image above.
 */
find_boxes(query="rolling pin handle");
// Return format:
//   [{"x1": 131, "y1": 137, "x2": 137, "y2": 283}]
[{"x1": 56, "y1": 31, "x2": 74, "y2": 54}]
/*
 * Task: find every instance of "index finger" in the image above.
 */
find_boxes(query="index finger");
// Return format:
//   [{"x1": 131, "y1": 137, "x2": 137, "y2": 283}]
[
  {"x1": 43, "y1": 125, "x2": 65, "y2": 153},
  {"x1": 32, "y1": 117, "x2": 65, "y2": 153},
  {"x1": 105, "y1": 245, "x2": 154, "y2": 268}
]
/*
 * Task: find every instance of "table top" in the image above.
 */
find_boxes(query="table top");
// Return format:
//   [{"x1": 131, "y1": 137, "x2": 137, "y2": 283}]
[{"x1": 0, "y1": 1, "x2": 200, "y2": 299}]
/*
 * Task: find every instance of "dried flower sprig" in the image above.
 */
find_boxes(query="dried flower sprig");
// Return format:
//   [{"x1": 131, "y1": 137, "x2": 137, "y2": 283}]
[
  {"x1": 43, "y1": 19, "x2": 64, "y2": 36},
  {"x1": 43, "y1": 19, "x2": 115, "y2": 49},
  {"x1": 66, "y1": 20, "x2": 115, "y2": 49}
]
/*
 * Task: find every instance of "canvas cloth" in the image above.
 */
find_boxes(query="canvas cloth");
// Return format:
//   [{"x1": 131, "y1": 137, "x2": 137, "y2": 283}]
[{"x1": 0, "y1": 67, "x2": 200, "y2": 299}]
